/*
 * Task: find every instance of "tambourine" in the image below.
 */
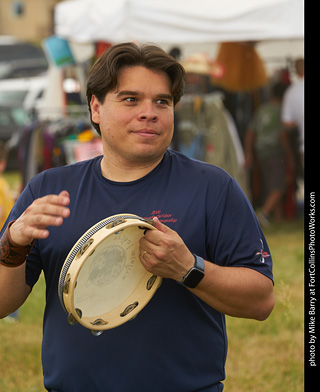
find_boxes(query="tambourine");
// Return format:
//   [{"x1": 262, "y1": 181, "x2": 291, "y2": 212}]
[{"x1": 58, "y1": 214, "x2": 161, "y2": 335}]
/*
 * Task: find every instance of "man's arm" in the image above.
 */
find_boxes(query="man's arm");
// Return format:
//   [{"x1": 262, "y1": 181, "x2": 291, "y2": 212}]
[
  {"x1": 0, "y1": 190, "x2": 70, "y2": 318},
  {"x1": 139, "y1": 217, "x2": 274, "y2": 321},
  {"x1": 192, "y1": 262, "x2": 274, "y2": 321},
  {"x1": 0, "y1": 263, "x2": 31, "y2": 318}
]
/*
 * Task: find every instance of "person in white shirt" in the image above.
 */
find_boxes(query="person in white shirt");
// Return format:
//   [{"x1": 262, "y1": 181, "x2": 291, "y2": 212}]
[{"x1": 281, "y1": 58, "x2": 304, "y2": 170}]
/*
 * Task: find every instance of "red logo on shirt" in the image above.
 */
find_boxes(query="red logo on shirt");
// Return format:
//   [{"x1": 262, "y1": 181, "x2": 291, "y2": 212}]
[
  {"x1": 144, "y1": 210, "x2": 177, "y2": 224},
  {"x1": 256, "y1": 240, "x2": 270, "y2": 263}
]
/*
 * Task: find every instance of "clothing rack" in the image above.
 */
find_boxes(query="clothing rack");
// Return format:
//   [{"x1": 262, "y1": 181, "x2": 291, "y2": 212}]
[{"x1": 18, "y1": 116, "x2": 102, "y2": 188}]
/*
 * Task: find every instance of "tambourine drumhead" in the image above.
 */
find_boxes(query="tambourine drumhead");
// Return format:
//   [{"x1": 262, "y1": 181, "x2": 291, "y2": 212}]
[{"x1": 58, "y1": 214, "x2": 161, "y2": 332}]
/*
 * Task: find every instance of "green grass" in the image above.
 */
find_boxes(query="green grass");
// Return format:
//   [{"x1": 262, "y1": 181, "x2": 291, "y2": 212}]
[
  {"x1": 3, "y1": 170, "x2": 22, "y2": 199},
  {"x1": 0, "y1": 274, "x2": 46, "y2": 392},
  {"x1": 224, "y1": 219, "x2": 304, "y2": 391},
  {"x1": 0, "y1": 216, "x2": 304, "y2": 391}
]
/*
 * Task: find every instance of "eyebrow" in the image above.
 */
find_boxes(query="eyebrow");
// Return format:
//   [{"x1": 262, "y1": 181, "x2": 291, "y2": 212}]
[{"x1": 115, "y1": 90, "x2": 173, "y2": 102}]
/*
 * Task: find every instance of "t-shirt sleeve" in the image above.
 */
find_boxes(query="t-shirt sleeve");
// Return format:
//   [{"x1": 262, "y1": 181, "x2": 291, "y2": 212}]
[{"x1": 205, "y1": 176, "x2": 273, "y2": 282}]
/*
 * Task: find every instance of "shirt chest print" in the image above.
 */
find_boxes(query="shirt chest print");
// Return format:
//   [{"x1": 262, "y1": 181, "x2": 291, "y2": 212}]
[{"x1": 144, "y1": 210, "x2": 178, "y2": 224}]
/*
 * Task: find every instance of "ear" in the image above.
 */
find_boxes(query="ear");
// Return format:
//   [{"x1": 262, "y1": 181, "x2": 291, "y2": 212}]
[{"x1": 90, "y1": 95, "x2": 101, "y2": 124}]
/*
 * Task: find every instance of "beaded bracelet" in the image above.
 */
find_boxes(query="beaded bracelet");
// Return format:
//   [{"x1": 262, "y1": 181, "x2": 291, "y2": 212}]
[{"x1": 0, "y1": 221, "x2": 34, "y2": 268}]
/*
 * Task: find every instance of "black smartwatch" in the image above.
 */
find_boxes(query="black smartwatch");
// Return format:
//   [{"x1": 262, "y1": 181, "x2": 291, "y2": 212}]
[{"x1": 181, "y1": 254, "x2": 205, "y2": 288}]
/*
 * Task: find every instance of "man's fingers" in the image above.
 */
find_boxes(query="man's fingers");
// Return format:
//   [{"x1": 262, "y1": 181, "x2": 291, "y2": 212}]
[
  {"x1": 41, "y1": 191, "x2": 70, "y2": 208},
  {"x1": 9, "y1": 191, "x2": 71, "y2": 246},
  {"x1": 21, "y1": 226, "x2": 50, "y2": 240},
  {"x1": 26, "y1": 192, "x2": 70, "y2": 217},
  {"x1": 152, "y1": 217, "x2": 172, "y2": 233},
  {"x1": 27, "y1": 212, "x2": 66, "y2": 228}
]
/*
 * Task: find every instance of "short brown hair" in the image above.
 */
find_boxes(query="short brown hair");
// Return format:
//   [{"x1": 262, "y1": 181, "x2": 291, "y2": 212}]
[{"x1": 86, "y1": 42, "x2": 185, "y2": 134}]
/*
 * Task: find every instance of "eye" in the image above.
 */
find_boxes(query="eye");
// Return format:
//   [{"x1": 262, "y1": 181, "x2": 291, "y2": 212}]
[
  {"x1": 125, "y1": 97, "x2": 137, "y2": 103},
  {"x1": 156, "y1": 98, "x2": 172, "y2": 106}
]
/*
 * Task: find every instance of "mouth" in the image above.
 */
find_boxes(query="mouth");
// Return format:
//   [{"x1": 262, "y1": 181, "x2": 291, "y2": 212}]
[{"x1": 132, "y1": 129, "x2": 159, "y2": 138}]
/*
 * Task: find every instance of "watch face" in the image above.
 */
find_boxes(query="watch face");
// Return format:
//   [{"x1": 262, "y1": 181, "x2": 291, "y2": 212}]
[{"x1": 183, "y1": 268, "x2": 204, "y2": 288}]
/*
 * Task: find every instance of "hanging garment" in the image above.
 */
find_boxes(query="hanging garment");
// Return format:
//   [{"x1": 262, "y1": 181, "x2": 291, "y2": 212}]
[{"x1": 175, "y1": 93, "x2": 248, "y2": 194}]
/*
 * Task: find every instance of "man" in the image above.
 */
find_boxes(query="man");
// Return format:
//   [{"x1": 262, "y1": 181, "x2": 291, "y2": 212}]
[
  {"x1": 281, "y1": 57, "x2": 304, "y2": 170},
  {"x1": 244, "y1": 82, "x2": 288, "y2": 226},
  {"x1": 0, "y1": 43, "x2": 274, "y2": 392},
  {"x1": 0, "y1": 141, "x2": 15, "y2": 230}
]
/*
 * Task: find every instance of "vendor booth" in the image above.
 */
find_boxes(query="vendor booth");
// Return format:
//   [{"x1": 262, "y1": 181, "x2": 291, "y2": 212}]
[
  {"x1": 54, "y1": 0, "x2": 304, "y2": 44},
  {"x1": 19, "y1": 0, "x2": 304, "y2": 210}
]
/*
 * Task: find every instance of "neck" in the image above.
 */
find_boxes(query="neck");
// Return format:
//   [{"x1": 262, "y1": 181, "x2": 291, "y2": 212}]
[{"x1": 100, "y1": 155, "x2": 164, "y2": 182}]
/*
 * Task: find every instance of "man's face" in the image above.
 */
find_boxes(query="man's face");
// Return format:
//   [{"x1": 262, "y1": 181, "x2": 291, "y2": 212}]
[{"x1": 90, "y1": 65, "x2": 174, "y2": 169}]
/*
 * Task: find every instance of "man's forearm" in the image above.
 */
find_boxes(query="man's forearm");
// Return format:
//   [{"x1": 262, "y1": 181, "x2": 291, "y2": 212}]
[
  {"x1": 0, "y1": 262, "x2": 31, "y2": 318},
  {"x1": 191, "y1": 261, "x2": 275, "y2": 321},
  {"x1": 0, "y1": 222, "x2": 32, "y2": 317}
]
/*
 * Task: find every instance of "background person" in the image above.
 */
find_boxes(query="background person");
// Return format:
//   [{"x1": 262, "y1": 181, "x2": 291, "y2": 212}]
[
  {"x1": 0, "y1": 141, "x2": 19, "y2": 321},
  {"x1": 0, "y1": 141, "x2": 15, "y2": 230},
  {"x1": 281, "y1": 57, "x2": 304, "y2": 217},
  {"x1": 281, "y1": 57, "x2": 304, "y2": 172},
  {"x1": 0, "y1": 42, "x2": 274, "y2": 392},
  {"x1": 244, "y1": 82, "x2": 290, "y2": 226}
]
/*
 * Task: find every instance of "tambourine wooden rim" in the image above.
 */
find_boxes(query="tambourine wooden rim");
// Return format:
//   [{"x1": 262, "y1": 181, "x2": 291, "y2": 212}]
[{"x1": 58, "y1": 214, "x2": 161, "y2": 333}]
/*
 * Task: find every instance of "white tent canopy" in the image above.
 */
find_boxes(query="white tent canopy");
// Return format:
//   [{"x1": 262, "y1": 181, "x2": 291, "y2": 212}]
[{"x1": 55, "y1": 0, "x2": 304, "y2": 44}]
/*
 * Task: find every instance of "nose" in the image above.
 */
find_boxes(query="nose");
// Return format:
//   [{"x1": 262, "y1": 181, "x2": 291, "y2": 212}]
[{"x1": 138, "y1": 101, "x2": 158, "y2": 121}]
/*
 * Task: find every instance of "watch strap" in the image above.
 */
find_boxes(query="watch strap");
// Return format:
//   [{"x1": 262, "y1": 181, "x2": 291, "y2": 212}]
[{"x1": 181, "y1": 254, "x2": 205, "y2": 288}]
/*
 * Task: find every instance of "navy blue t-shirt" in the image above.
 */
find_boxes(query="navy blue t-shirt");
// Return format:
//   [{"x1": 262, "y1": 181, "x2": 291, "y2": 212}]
[{"x1": 3, "y1": 150, "x2": 273, "y2": 392}]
